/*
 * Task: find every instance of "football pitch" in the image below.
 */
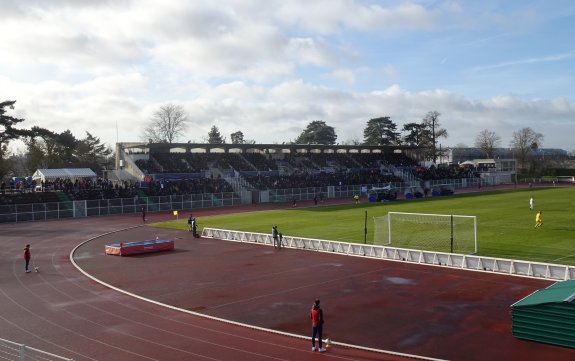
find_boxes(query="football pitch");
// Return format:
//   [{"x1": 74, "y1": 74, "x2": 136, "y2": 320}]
[{"x1": 157, "y1": 187, "x2": 575, "y2": 266}]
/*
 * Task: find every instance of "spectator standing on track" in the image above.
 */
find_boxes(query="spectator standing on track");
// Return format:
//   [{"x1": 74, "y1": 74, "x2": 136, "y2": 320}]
[
  {"x1": 187, "y1": 214, "x2": 193, "y2": 232},
  {"x1": 192, "y1": 218, "x2": 199, "y2": 238},
  {"x1": 529, "y1": 197, "x2": 534, "y2": 210},
  {"x1": 311, "y1": 299, "x2": 326, "y2": 352},
  {"x1": 272, "y1": 226, "x2": 280, "y2": 248},
  {"x1": 535, "y1": 210, "x2": 543, "y2": 228},
  {"x1": 141, "y1": 206, "x2": 146, "y2": 223},
  {"x1": 24, "y1": 244, "x2": 31, "y2": 273}
]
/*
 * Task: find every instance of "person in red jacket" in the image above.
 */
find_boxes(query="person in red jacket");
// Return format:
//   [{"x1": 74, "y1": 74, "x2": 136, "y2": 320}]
[
  {"x1": 24, "y1": 244, "x2": 31, "y2": 273},
  {"x1": 310, "y1": 299, "x2": 326, "y2": 352}
]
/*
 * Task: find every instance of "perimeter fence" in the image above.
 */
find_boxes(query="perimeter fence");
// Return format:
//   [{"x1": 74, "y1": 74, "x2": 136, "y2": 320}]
[
  {"x1": 0, "y1": 338, "x2": 73, "y2": 361},
  {"x1": 202, "y1": 227, "x2": 575, "y2": 281},
  {"x1": 0, "y1": 175, "x2": 513, "y2": 224},
  {"x1": 0, "y1": 192, "x2": 241, "y2": 223}
]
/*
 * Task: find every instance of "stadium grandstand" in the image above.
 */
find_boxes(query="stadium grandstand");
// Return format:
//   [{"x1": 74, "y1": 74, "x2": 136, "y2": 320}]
[
  {"x1": 118, "y1": 142, "x2": 419, "y2": 194},
  {"x1": 0, "y1": 142, "x2": 520, "y2": 222}
]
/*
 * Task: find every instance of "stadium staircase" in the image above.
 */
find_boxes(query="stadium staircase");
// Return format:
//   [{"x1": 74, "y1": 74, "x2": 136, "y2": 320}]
[
  {"x1": 136, "y1": 189, "x2": 159, "y2": 211},
  {"x1": 55, "y1": 191, "x2": 73, "y2": 208},
  {"x1": 391, "y1": 165, "x2": 421, "y2": 187}
]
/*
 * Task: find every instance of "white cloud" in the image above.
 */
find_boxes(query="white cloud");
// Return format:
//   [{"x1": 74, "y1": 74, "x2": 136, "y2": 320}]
[
  {"x1": 275, "y1": 0, "x2": 437, "y2": 33},
  {"x1": 328, "y1": 68, "x2": 356, "y2": 85},
  {"x1": 3, "y1": 73, "x2": 575, "y2": 149},
  {"x1": 471, "y1": 52, "x2": 575, "y2": 73},
  {"x1": 381, "y1": 65, "x2": 400, "y2": 81},
  {"x1": 1, "y1": 0, "x2": 574, "y2": 153}
]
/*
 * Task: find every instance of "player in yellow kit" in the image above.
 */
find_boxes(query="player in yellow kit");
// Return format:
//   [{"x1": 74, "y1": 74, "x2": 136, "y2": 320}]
[{"x1": 534, "y1": 210, "x2": 543, "y2": 228}]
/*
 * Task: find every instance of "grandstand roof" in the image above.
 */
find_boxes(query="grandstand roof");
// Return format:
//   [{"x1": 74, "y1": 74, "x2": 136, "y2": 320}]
[
  {"x1": 32, "y1": 168, "x2": 97, "y2": 182},
  {"x1": 120, "y1": 141, "x2": 417, "y2": 154}
]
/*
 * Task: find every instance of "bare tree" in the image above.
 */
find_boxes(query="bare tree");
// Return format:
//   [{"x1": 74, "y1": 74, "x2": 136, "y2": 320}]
[
  {"x1": 474, "y1": 129, "x2": 501, "y2": 158},
  {"x1": 143, "y1": 104, "x2": 188, "y2": 143},
  {"x1": 421, "y1": 111, "x2": 448, "y2": 162},
  {"x1": 510, "y1": 127, "x2": 543, "y2": 171}
]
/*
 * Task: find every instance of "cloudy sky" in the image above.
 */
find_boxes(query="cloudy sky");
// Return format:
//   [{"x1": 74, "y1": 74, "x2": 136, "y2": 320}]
[{"x1": 1, "y1": 0, "x2": 574, "y2": 151}]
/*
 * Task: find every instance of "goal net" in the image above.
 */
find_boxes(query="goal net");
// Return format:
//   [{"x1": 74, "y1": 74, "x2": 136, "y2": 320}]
[{"x1": 373, "y1": 212, "x2": 477, "y2": 254}]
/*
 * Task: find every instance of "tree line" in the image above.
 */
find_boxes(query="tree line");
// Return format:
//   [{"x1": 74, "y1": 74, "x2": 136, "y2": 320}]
[
  {"x1": 1, "y1": 100, "x2": 112, "y2": 181},
  {"x1": 145, "y1": 104, "x2": 451, "y2": 162},
  {"x1": 0, "y1": 100, "x2": 549, "y2": 181},
  {"x1": 145, "y1": 103, "x2": 546, "y2": 171}
]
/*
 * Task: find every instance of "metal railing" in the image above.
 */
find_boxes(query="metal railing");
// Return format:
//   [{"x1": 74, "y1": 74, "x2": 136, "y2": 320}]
[
  {"x1": 0, "y1": 174, "x2": 517, "y2": 224},
  {"x1": 202, "y1": 228, "x2": 575, "y2": 281},
  {"x1": 0, "y1": 338, "x2": 73, "y2": 361},
  {"x1": 0, "y1": 192, "x2": 242, "y2": 223}
]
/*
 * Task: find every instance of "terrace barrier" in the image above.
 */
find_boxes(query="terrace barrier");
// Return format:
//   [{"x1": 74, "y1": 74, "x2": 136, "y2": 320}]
[{"x1": 201, "y1": 228, "x2": 575, "y2": 281}]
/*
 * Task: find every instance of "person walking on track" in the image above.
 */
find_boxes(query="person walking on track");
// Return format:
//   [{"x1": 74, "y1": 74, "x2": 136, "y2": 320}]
[
  {"x1": 187, "y1": 214, "x2": 193, "y2": 232},
  {"x1": 24, "y1": 244, "x2": 31, "y2": 273},
  {"x1": 272, "y1": 226, "x2": 281, "y2": 248}
]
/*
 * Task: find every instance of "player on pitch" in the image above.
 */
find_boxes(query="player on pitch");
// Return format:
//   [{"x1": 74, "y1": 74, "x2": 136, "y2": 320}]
[{"x1": 534, "y1": 210, "x2": 543, "y2": 228}]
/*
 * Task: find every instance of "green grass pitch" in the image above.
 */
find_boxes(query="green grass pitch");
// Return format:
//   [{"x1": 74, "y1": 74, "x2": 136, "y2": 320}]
[{"x1": 155, "y1": 187, "x2": 575, "y2": 265}]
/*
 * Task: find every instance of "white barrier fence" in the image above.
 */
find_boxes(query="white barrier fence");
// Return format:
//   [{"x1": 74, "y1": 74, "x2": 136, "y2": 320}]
[
  {"x1": 0, "y1": 338, "x2": 74, "y2": 361},
  {"x1": 201, "y1": 228, "x2": 575, "y2": 281}
]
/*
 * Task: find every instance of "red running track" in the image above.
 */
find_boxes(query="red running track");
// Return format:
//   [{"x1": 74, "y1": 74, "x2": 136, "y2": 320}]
[
  {"x1": 2, "y1": 200, "x2": 575, "y2": 360},
  {"x1": 0, "y1": 205, "x2": 422, "y2": 361}
]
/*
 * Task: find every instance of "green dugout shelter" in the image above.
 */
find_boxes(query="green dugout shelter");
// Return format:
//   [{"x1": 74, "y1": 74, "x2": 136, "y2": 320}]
[{"x1": 511, "y1": 280, "x2": 575, "y2": 348}]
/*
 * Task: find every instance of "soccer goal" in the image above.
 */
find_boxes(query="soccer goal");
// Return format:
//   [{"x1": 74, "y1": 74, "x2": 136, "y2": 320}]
[{"x1": 373, "y1": 212, "x2": 477, "y2": 254}]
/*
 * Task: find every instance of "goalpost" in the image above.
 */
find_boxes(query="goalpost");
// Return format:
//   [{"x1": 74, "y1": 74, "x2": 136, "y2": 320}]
[{"x1": 373, "y1": 211, "x2": 477, "y2": 254}]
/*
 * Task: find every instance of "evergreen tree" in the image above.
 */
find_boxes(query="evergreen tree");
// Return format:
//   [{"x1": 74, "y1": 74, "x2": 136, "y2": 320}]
[
  {"x1": 295, "y1": 120, "x2": 337, "y2": 145},
  {"x1": 0, "y1": 101, "x2": 35, "y2": 179},
  {"x1": 208, "y1": 125, "x2": 225, "y2": 144},
  {"x1": 230, "y1": 131, "x2": 244, "y2": 144},
  {"x1": 363, "y1": 117, "x2": 400, "y2": 146},
  {"x1": 76, "y1": 131, "x2": 113, "y2": 170}
]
